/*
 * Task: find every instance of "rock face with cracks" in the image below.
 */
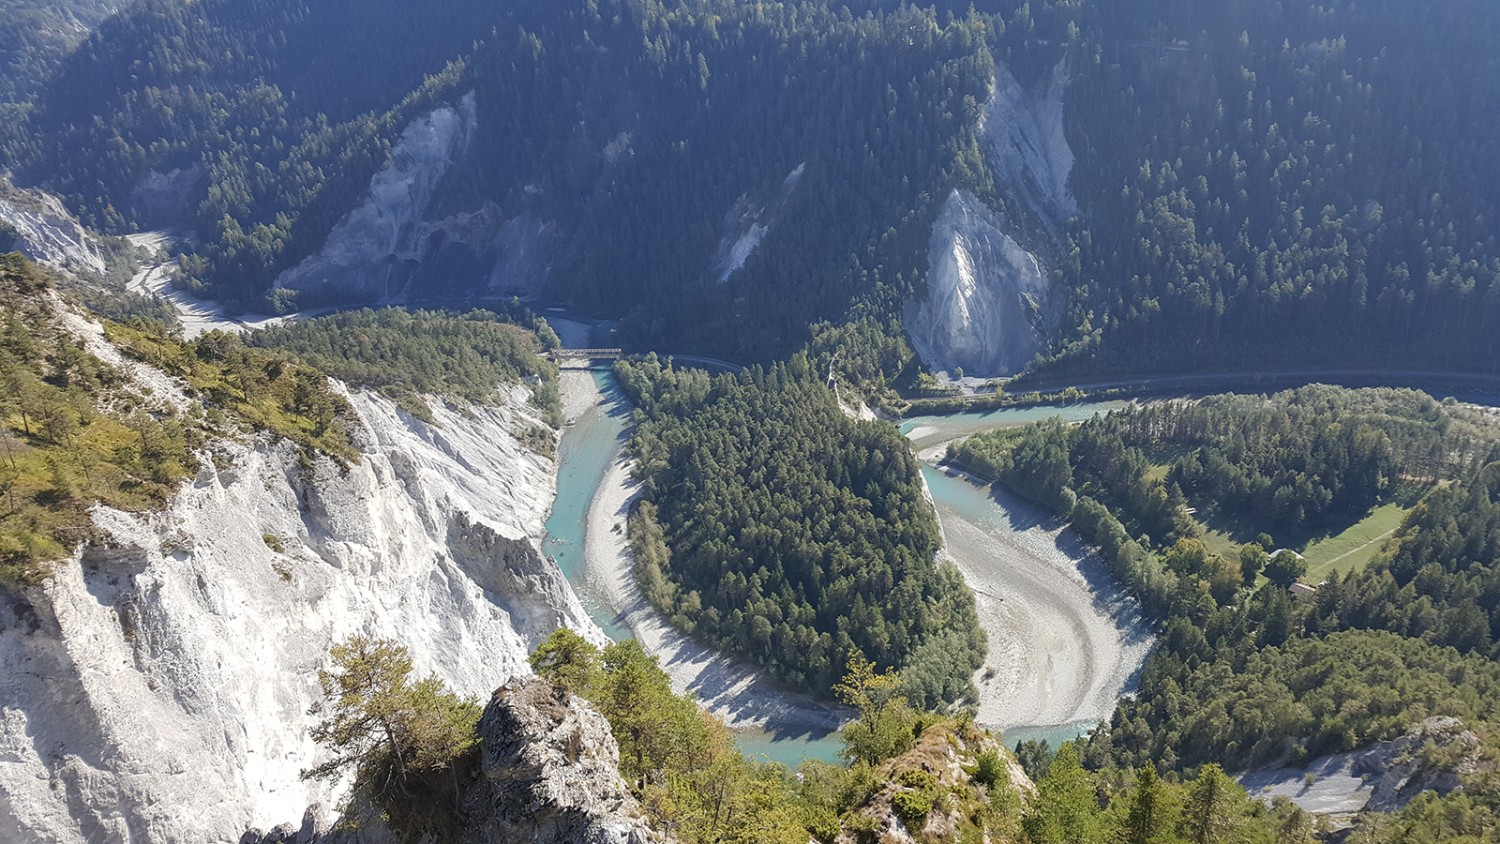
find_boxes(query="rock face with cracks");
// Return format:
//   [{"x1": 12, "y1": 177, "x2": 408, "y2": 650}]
[
  {"x1": 906, "y1": 60, "x2": 1076, "y2": 378},
  {"x1": 460, "y1": 676, "x2": 663, "y2": 844},
  {"x1": 905, "y1": 190, "x2": 1056, "y2": 376},
  {"x1": 0, "y1": 332, "x2": 604, "y2": 842}
]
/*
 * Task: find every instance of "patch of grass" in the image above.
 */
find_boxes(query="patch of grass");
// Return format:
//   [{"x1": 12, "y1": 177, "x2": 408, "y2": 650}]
[
  {"x1": 1191, "y1": 500, "x2": 1412, "y2": 585},
  {"x1": 106, "y1": 323, "x2": 358, "y2": 464},
  {"x1": 1300, "y1": 503, "x2": 1409, "y2": 583},
  {"x1": 1197, "y1": 523, "x2": 1242, "y2": 561},
  {"x1": 1, "y1": 254, "x2": 198, "y2": 583}
]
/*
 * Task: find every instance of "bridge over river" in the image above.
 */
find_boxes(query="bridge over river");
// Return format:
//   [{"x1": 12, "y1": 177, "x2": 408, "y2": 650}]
[{"x1": 547, "y1": 348, "x2": 624, "y2": 368}]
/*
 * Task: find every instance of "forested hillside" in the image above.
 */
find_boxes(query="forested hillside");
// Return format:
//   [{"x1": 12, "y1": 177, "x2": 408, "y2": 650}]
[
  {"x1": 248, "y1": 307, "x2": 562, "y2": 423},
  {"x1": 1045, "y1": 0, "x2": 1500, "y2": 374},
  {"x1": 3, "y1": 0, "x2": 1498, "y2": 374},
  {"x1": 0, "y1": 0, "x2": 124, "y2": 104},
  {"x1": 1, "y1": 0, "x2": 1011, "y2": 362},
  {"x1": 616, "y1": 354, "x2": 985, "y2": 706}
]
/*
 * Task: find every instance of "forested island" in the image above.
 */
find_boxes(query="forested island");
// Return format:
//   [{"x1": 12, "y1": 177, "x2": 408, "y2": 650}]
[{"x1": 616, "y1": 354, "x2": 985, "y2": 708}]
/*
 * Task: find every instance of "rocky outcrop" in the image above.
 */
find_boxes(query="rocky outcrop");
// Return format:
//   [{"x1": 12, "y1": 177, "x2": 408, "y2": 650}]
[
  {"x1": 904, "y1": 190, "x2": 1056, "y2": 376},
  {"x1": 275, "y1": 94, "x2": 556, "y2": 305},
  {"x1": 836, "y1": 721, "x2": 1033, "y2": 844},
  {"x1": 905, "y1": 60, "x2": 1077, "y2": 378},
  {"x1": 1238, "y1": 717, "x2": 1491, "y2": 817},
  {"x1": 129, "y1": 167, "x2": 204, "y2": 229},
  {"x1": 0, "y1": 181, "x2": 109, "y2": 280},
  {"x1": 460, "y1": 676, "x2": 662, "y2": 844},
  {"x1": 0, "y1": 360, "x2": 603, "y2": 841},
  {"x1": 276, "y1": 94, "x2": 479, "y2": 302}
]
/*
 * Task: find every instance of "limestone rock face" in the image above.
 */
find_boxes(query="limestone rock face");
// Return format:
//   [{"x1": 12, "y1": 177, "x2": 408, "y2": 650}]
[
  {"x1": 461, "y1": 676, "x2": 662, "y2": 844},
  {"x1": 904, "y1": 60, "x2": 1076, "y2": 378},
  {"x1": 0, "y1": 375, "x2": 604, "y2": 842},
  {"x1": 904, "y1": 190, "x2": 1055, "y2": 376},
  {"x1": 1238, "y1": 716, "x2": 1492, "y2": 817},
  {"x1": 0, "y1": 181, "x2": 109, "y2": 279}
]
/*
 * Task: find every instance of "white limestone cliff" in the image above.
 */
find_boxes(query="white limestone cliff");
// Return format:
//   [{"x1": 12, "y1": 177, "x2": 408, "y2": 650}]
[
  {"x1": 0, "y1": 181, "x2": 110, "y2": 280},
  {"x1": 905, "y1": 60, "x2": 1076, "y2": 378},
  {"x1": 905, "y1": 190, "x2": 1055, "y2": 377},
  {"x1": 0, "y1": 343, "x2": 603, "y2": 841},
  {"x1": 276, "y1": 94, "x2": 476, "y2": 301}
]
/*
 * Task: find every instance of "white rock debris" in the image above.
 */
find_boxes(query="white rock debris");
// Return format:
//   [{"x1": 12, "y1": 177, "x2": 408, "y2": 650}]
[
  {"x1": 905, "y1": 190, "x2": 1054, "y2": 377},
  {"x1": 981, "y1": 61, "x2": 1079, "y2": 230},
  {"x1": 0, "y1": 352, "x2": 602, "y2": 841},
  {"x1": 711, "y1": 163, "x2": 805, "y2": 285}
]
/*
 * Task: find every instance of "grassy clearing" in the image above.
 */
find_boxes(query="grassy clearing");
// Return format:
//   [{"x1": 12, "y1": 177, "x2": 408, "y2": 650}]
[
  {"x1": 1198, "y1": 524, "x2": 1241, "y2": 562},
  {"x1": 1300, "y1": 503, "x2": 1409, "y2": 583},
  {"x1": 1189, "y1": 501, "x2": 1410, "y2": 586}
]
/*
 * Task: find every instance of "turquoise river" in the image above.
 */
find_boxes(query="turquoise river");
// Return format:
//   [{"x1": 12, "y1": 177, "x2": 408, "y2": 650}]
[{"x1": 542, "y1": 371, "x2": 1139, "y2": 767}]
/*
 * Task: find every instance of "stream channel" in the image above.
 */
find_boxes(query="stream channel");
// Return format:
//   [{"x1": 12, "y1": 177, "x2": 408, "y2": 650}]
[{"x1": 543, "y1": 369, "x2": 1151, "y2": 767}]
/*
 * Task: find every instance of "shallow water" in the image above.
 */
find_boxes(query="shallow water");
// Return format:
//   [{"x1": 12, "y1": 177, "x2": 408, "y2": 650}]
[
  {"x1": 901, "y1": 401, "x2": 1125, "y2": 451},
  {"x1": 545, "y1": 371, "x2": 845, "y2": 765},
  {"x1": 542, "y1": 369, "x2": 631, "y2": 640},
  {"x1": 908, "y1": 402, "x2": 1151, "y2": 749}
]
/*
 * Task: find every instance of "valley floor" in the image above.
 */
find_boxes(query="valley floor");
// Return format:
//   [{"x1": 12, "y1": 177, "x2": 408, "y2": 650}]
[{"x1": 920, "y1": 463, "x2": 1154, "y2": 730}]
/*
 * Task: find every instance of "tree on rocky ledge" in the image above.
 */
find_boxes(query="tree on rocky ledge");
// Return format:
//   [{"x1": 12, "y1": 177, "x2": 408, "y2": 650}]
[{"x1": 302, "y1": 636, "x2": 480, "y2": 831}]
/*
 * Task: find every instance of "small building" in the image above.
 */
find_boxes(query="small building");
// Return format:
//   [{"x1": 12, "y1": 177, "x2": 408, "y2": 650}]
[{"x1": 1289, "y1": 582, "x2": 1319, "y2": 600}]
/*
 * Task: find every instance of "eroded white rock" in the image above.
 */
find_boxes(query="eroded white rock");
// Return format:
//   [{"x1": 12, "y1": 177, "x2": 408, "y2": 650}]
[
  {"x1": 905, "y1": 191, "x2": 1054, "y2": 376},
  {"x1": 0, "y1": 381, "x2": 602, "y2": 842}
]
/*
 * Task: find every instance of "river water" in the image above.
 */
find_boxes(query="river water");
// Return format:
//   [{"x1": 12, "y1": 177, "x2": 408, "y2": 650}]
[
  {"x1": 542, "y1": 370, "x2": 631, "y2": 641},
  {"x1": 544, "y1": 378, "x2": 1149, "y2": 766}
]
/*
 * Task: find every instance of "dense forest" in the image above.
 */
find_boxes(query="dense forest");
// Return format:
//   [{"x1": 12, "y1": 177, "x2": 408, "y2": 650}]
[
  {"x1": 949, "y1": 387, "x2": 1500, "y2": 783},
  {"x1": 248, "y1": 306, "x2": 562, "y2": 423},
  {"x1": 3, "y1": 0, "x2": 1497, "y2": 376},
  {"x1": 1042, "y1": 0, "x2": 1500, "y2": 374},
  {"x1": 0, "y1": 0, "x2": 123, "y2": 104},
  {"x1": 616, "y1": 354, "x2": 984, "y2": 707}
]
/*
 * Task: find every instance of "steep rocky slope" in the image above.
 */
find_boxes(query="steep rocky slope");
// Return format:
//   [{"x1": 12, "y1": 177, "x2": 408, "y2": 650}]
[
  {"x1": 906, "y1": 61, "x2": 1075, "y2": 378},
  {"x1": 836, "y1": 718, "x2": 1034, "y2": 844},
  {"x1": 0, "y1": 301, "x2": 603, "y2": 841},
  {"x1": 274, "y1": 93, "x2": 557, "y2": 306},
  {"x1": 458, "y1": 676, "x2": 662, "y2": 844}
]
